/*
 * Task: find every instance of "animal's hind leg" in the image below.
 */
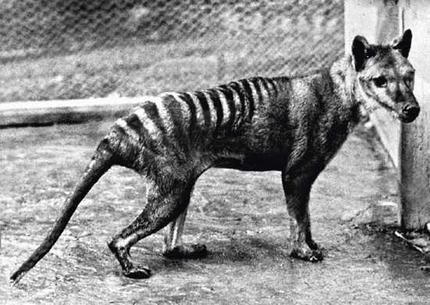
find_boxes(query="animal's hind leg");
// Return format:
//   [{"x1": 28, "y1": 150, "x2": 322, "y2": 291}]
[
  {"x1": 108, "y1": 180, "x2": 192, "y2": 279},
  {"x1": 162, "y1": 207, "x2": 208, "y2": 259}
]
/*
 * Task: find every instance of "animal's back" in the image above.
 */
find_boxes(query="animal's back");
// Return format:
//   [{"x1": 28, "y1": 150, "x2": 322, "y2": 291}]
[{"x1": 108, "y1": 77, "x2": 282, "y2": 169}]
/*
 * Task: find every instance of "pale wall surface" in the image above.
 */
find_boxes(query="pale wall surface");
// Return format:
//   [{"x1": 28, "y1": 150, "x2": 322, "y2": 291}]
[{"x1": 399, "y1": 0, "x2": 430, "y2": 229}]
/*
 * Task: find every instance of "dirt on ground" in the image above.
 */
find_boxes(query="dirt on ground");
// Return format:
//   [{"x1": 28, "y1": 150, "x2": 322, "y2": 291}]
[{"x1": 0, "y1": 121, "x2": 429, "y2": 305}]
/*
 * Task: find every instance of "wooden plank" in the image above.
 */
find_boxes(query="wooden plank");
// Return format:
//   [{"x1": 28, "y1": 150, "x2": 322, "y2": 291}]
[{"x1": 0, "y1": 97, "x2": 149, "y2": 128}]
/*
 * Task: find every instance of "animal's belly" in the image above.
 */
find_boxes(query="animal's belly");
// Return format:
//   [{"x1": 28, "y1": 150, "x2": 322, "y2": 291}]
[{"x1": 214, "y1": 153, "x2": 286, "y2": 171}]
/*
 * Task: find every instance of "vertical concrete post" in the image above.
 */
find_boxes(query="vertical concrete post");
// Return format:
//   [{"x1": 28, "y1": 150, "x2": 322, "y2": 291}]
[{"x1": 398, "y1": 0, "x2": 430, "y2": 229}]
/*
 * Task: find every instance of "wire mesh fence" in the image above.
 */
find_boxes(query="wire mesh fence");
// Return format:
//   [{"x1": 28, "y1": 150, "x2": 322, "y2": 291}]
[{"x1": 0, "y1": 0, "x2": 344, "y2": 102}]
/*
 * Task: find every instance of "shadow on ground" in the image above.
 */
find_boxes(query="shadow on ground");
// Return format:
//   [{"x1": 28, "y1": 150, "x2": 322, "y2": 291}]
[{"x1": 0, "y1": 121, "x2": 429, "y2": 304}]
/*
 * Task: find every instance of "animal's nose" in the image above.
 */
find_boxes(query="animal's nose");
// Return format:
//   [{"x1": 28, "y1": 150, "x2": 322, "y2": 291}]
[{"x1": 402, "y1": 104, "x2": 420, "y2": 119}]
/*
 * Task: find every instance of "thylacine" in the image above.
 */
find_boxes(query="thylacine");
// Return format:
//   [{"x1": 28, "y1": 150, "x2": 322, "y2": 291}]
[{"x1": 11, "y1": 30, "x2": 419, "y2": 283}]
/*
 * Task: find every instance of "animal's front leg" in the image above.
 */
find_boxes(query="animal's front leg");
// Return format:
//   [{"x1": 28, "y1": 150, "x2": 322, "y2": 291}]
[
  {"x1": 282, "y1": 170, "x2": 323, "y2": 262},
  {"x1": 162, "y1": 193, "x2": 207, "y2": 259}
]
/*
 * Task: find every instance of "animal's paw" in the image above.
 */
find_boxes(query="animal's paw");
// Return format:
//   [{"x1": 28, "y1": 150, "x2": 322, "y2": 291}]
[
  {"x1": 290, "y1": 246, "x2": 324, "y2": 262},
  {"x1": 123, "y1": 265, "x2": 152, "y2": 279},
  {"x1": 163, "y1": 244, "x2": 208, "y2": 259}
]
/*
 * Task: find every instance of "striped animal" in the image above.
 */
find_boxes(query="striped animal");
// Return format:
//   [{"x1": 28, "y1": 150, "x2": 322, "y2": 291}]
[{"x1": 11, "y1": 30, "x2": 419, "y2": 283}]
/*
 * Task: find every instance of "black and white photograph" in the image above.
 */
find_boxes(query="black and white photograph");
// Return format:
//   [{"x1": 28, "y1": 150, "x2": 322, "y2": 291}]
[{"x1": 0, "y1": 0, "x2": 429, "y2": 304}]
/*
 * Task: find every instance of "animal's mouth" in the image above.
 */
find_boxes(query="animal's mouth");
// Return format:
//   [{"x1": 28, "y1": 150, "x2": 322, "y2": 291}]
[
  {"x1": 390, "y1": 109, "x2": 419, "y2": 123},
  {"x1": 384, "y1": 103, "x2": 420, "y2": 123},
  {"x1": 398, "y1": 111, "x2": 419, "y2": 123},
  {"x1": 395, "y1": 104, "x2": 420, "y2": 123}
]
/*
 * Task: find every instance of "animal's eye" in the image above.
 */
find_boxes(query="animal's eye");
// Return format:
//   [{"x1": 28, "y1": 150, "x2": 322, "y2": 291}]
[
  {"x1": 405, "y1": 78, "x2": 414, "y2": 89},
  {"x1": 373, "y1": 76, "x2": 387, "y2": 88}
]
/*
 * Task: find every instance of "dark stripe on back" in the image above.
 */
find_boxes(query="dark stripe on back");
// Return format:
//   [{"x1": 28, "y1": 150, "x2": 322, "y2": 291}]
[
  {"x1": 124, "y1": 113, "x2": 161, "y2": 154},
  {"x1": 178, "y1": 92, "x2": 197, "y2": 139},
  {"x1": 194, "y1": 91, "x2": 212, "y2": 131},
  {"x1": 113, "y1": 123, "x2": 128, "y2": 139},
  {"x1": 141, "y1": 101, "x2": 170, "y2": 148},
  {"x1": 249, "y1": 77, "x2": 264, "y2": 106},
  {"x1": 266, "y1": 78, "x2": 279, "y2": 98},
  {"x1": 238, "y1": 79, "x2": 255, "y2": 120},
  {"x1": 207, "y1": 89, "x2": 224, "y2": 135},
  {"x1": 111, "y1": 124, "x2": 135, "y2": 164},
  {"x1": 260, "y1": 78, "x2": 271, "y2": 100},
  {"x1": 229, "y1": 81, "x2": 246, "y2": 124},
  {"x1": 112, "y1": 123, "x2": 156, "y2": 167},
  {"x1": 125, "y1": 113, "x2": 144, "y2": 137},
  {"x1": 163, "y1": 94, "x2": 189, "y2": 155},
  {"x1": 218, "y1": 85, "x2": 236, "y2": 131},
  {"x1": 142, "y1": 102, "x2": 167, "y2": 134}
]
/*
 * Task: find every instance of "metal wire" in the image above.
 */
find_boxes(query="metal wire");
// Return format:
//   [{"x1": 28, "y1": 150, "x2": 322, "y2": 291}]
[{"x1": 0, "y1": 0, "x2": 344, "y2": 102}]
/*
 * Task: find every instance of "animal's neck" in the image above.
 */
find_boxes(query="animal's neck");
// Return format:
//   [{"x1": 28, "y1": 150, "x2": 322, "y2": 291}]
[
  {"x1": 329, "y1": 55, "x2": 359, "y2": 107},
  {"x1": 265, "y1": 58, "x2": 362, "y2": 128},
  {"x1": 327, "y1": 55, "x2": 362, "y2": 127}
]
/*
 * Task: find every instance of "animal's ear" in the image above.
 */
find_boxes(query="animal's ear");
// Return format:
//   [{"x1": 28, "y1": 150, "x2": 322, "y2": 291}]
[
  {"x1": 352, "y1": 35, "x2": 375, "y2": 72},
  {"x1": 392, "y1": 29, "x2": 412, "y2": 58}
]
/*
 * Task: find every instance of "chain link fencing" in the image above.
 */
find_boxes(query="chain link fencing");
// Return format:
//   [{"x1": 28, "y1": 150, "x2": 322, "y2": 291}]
[{"x1": 0, "y1": 0, "x2": 344, "y2": 102}]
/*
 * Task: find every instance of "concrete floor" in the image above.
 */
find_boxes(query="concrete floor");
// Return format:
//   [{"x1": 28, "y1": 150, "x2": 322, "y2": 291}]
[{"x1": 0, "y1": 121, "x2": 429, "y2": 304}]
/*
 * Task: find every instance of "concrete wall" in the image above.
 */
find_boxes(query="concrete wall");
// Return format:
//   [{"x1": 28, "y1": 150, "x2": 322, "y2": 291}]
[
  {"x1": 345, "y1": 0, "x2": 430, "y2": 229},
  {"x1": 398, "y1": 0, "x2": 430, "y2": 229}
]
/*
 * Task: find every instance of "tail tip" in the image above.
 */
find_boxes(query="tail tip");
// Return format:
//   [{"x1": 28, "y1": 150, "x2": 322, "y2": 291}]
[{"x1": 10, "y1": 270, "x2": 25, "y2": 286}]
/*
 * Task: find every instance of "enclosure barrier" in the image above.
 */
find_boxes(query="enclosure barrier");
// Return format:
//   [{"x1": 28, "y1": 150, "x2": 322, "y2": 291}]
[{"x1": 0, "y1": 0, "x2": 343, "y2": 102}]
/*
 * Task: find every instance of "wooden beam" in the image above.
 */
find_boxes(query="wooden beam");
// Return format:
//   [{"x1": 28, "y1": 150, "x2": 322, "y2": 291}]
[{"x1": 0, "y1": 97, "x2": 148, "y2": 128}]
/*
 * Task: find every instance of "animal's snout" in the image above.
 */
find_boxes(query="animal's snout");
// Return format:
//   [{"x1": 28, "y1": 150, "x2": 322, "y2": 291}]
[{"x1": 401, "y1": 104, "x2": 420, "y2": 123}]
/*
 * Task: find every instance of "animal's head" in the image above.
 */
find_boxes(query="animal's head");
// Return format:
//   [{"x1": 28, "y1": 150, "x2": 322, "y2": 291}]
[{"x1": 352, "y1": 29, "x2": 419, "y2": 123}]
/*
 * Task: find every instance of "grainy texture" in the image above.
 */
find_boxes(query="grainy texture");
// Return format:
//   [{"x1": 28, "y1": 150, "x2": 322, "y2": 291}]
[
  {"x1": 9, "y1": 31, "x2": 420, "y2": 282},
  {"x1": 5, "y1": 31, "x2": 423, "y2": 286},
  {"x1": 0, "y1": 0, "x2": 343, "y2": 102},
  {"x1": 1, "y1": 122, "x2": 429, "y2": 304}
]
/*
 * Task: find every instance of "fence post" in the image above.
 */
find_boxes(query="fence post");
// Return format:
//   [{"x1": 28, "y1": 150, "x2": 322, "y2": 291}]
[{"x1": 398, "y1": 0, "x2": 430, "y2": 230}]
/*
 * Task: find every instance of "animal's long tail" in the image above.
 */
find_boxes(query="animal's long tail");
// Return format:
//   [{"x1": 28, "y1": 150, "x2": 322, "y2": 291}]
[{"x1": 10, "y1": 141, "x2": 115, "y2": 284}]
